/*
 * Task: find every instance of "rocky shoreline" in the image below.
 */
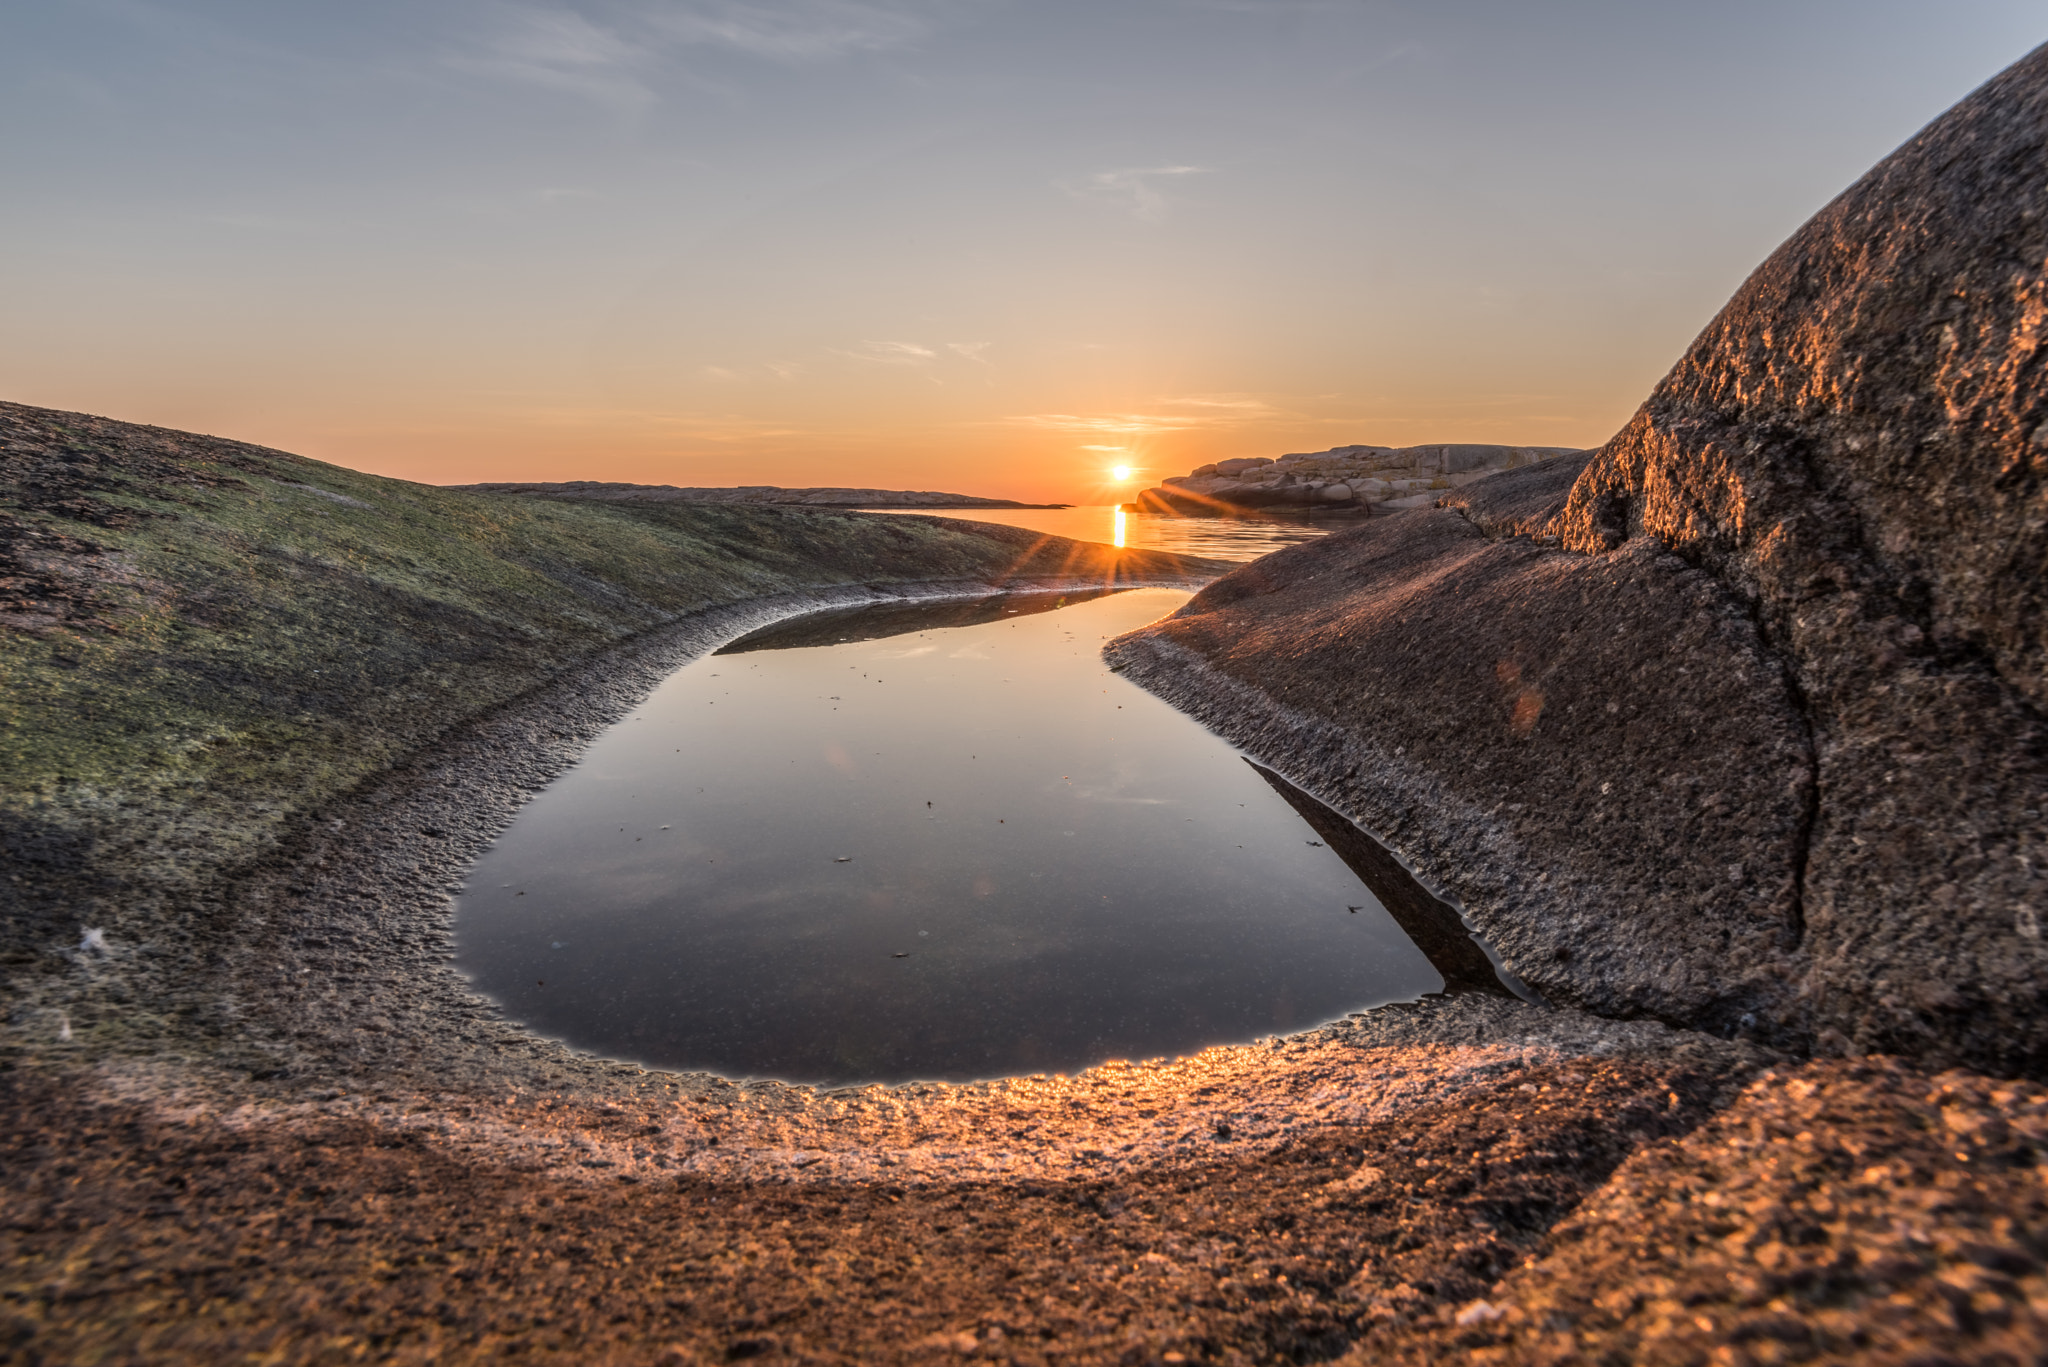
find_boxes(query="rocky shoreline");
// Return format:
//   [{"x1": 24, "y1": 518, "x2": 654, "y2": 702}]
[
  {"x1": 12, "y1": 38, "x2": 2048, "y2": 1364},
  {"x1": 4, "y1": 406, "x2": 2044, "y2": 1363},
  {"x1": 1132, "y1": 444, "x2": 1582, "y2": 516}
]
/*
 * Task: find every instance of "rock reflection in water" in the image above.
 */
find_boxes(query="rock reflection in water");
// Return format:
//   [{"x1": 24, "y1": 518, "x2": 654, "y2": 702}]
[{"x1": 455, "y1": 588, "x2": 1451, "y2": 1085}]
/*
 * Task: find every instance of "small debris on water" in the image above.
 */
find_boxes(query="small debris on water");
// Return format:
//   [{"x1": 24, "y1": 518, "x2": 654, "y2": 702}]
[
  {"x1": 834, "y1": 856, "x2": 854, "y2": 863},
  {"x1": 892, "y1": 952, "x2": 912, "y2": 959},
  {"x1": 1306, "y1": 841, "x2": 1324, "y2": 847}
]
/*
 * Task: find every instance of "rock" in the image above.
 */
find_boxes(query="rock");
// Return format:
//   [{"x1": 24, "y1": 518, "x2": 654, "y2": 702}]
[
  {"x1": 1319, "y1": 484, "x2": 1354, "y2": 502},
  {"x1": 1133, "y1": 445, "x2": 1583, "y2": 516},
  {"x1": 1214, "y1": 457, "x2": 1274, "y2": 477},
  {"x1": 1110, "y1": 42, "x2": 2048, "y2": 1078}
]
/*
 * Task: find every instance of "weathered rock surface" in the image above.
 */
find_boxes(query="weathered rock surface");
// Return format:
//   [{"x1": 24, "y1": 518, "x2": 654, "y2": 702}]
[
  {"x1": 1135, "y1": 443, "x2": 1583, "y2": 515},
  {"x1": 453, "y1": 479, "x2": 1061, "y2": 508},
  {"x1": 1112, "y1": 44, "x2": 2048, "y2": 1078},
  {"x1": 1108, "y1": 508, "x2": 1816, "y2": 1042}
]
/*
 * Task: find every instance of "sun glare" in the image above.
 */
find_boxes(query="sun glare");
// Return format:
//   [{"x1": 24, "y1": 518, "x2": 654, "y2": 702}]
[{"x1": 1111, "y1": 465, "x2": 1132, "y2": 481}]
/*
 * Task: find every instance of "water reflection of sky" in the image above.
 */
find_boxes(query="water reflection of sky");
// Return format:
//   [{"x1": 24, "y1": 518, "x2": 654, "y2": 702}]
[
  {"x1": 873, "y1": 504, "x2": 1347, "y2": 563},
  {"x1": 455, "y1": 589, "x2": 1439, "y2": 1086}
]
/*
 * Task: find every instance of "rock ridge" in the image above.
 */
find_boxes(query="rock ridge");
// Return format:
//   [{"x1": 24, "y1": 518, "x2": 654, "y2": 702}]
[
  {"x1": 1112, "y1": 41, "x2": 2048, "y2": 1077},
  {"x1": 1134, "y1": 443, "x2": 1583, "y2": 515}
]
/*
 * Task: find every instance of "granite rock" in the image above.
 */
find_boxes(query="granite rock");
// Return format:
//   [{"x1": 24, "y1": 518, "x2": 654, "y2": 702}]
[
  {"x1": 1136, "y1": 443, "x2": 1582, "y2": 515},
  {"x1": 1112, "y1": 43, "x2": 2048, "y2": 1076}
]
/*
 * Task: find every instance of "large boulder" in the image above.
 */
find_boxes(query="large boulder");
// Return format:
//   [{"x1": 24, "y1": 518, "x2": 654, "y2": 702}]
[{"x1": 1110, "y1": 43, "x2": 2048, "y2": 1077}]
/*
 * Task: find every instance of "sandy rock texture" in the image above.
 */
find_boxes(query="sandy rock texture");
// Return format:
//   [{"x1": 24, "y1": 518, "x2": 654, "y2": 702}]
[
  {"x1": 1111, "y1": 43, "x2": 2048, "y2": 1080},
  {"x1": 6, "y1": 999, "x2": 1781, "y2": 1365},
  {"x1": 1352, "y1": 1060, "x2": 2048, "y2": 1366}
]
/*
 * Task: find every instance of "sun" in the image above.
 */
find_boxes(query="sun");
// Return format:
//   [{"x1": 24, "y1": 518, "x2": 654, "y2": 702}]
[{"x1": 1111, "y1": 465, "x2": 1133, "y2": 481}]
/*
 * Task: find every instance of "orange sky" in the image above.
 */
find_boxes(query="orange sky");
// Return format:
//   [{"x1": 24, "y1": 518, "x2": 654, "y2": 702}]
[{"x1": 2, "y1": 3, "x2": 2039, "y2": 503}]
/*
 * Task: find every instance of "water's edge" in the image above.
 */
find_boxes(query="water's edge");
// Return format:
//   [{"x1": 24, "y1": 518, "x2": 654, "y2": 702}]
[{"x1": 211, "y1": 574, "x2": 1222, "y2": 1100}]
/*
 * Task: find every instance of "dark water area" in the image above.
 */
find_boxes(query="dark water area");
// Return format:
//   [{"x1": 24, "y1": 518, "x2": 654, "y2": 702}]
[
  {"x1": 870, "y1": 505, "x2": 1351, "y2": 562},
  {"x1": 454, "y1": 589, "x2": 1508, "y2": 1086}
]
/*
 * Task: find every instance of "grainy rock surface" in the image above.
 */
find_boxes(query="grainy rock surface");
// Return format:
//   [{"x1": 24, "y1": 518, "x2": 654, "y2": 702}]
[
  {"x1": 5, "y1": 1000, "x2": 1777, "y2": 1366},
  {"x1": 1107, "y1": 513, "x2": 1815, "y2": 1042},
  {"x1": 1350, "y1": 1060, "x2": 2048, "y2": 1366},
  {"x1": 1549, "y1": 44, "x2": 2048, "y2": 1079},
  {"x1": 1112, "y1": 43, "x2": 2048, "y2": 1079}
]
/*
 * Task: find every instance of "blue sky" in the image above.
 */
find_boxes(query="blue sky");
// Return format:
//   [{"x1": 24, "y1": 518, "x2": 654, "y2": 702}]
[{"x1": 2, "y1": 2, "x2": 2041, "y2": 496}]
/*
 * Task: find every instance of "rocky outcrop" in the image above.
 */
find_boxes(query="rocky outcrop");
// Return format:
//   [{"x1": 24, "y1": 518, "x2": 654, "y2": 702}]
[
  {"x1": 1134, "y1": 443, "x2": 1582, "y2": 515},
  {"x1": 452, "y1": 480, "x2": 1061, "y2": 508},
  {"x1": 1111, "y1": 43, "x2": 2048, "y2": 1078}
]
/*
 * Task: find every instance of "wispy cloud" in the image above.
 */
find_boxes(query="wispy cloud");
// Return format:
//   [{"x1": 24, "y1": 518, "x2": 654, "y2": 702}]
[
  {"x1": 450, "y1": 8, "x2": 655, "y2": 110},
  {"x1": 452, "y1": 0, "x2": 975, "y2": 106},
  {"x1": 638, "y1": 0, "x2": 951, "y2": 62},
  {"x1": 841, "y1": 340, "x2": 939, "y2": 365},
  {"x1": 1010, "y1": 394, "x2": 1282, "y2": 435},
  {"x1": 946, "y1": 341, "x2": 992, "y2": 363},
  {"x1": 1063, "y1": 165, "x2": 1211, "y2": 221}
]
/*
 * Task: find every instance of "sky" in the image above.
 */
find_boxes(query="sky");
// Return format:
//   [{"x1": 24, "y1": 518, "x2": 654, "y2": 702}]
[{"x1": 2, "y1": 3, "x2": 2043, "y2": 502}]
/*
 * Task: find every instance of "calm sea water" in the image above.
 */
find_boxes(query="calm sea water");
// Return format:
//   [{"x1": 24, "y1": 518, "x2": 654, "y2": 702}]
[
  {"x1": 454, "y1": 588, "x2": 1502, "y2": 1086},
  {"x1": 871, "y1": 504, "x2": 1354, "y2": 562}
]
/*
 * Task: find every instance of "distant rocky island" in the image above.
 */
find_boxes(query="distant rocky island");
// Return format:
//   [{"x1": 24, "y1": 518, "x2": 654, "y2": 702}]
[
  {"x1": 451, "y1": 480, "x2": 1065, "y2": 509},
  {"x1": 1133, "y1": 443, "x2": 1583, "y2": 515}
]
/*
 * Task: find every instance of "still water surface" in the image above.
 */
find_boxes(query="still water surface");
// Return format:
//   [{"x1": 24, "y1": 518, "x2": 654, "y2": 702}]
[
  {"x1": 873, "y1": 504, "x2": 1350, "y2": 562},
  {"x1": 455, "y1": 589, "x2": 1475, "y2": 1086}
]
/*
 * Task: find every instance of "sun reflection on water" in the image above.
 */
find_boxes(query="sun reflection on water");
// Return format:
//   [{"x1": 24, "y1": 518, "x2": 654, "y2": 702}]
[{"x1": 1113, "y1": 506, "x2": 1127, "y2": 548}]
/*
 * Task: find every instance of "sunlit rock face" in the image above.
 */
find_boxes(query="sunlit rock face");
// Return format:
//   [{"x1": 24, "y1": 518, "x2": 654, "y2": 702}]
[
  {"x1": 1138, "y1": 444, "x2": 1581, "y2": 514},
  {"x1": 1113, "y1": 42, "x2": 2048, "y2": 1076},
  {"x1": 1109, "y1": 499, "x2": 1817, "y2": 1045}
]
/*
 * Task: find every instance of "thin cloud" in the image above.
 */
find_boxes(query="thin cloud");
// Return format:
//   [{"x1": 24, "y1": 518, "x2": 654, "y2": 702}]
[
  {"x1": 1064, "y1": 165, "x2": 1212, "y2": 221},
  {"x1": 450, "y1": 1, "x2": 981, "y2": 108},
  {"x1": 947, "y1": 341, "x2": 993, "y2": 363},
  {"x1": 638, "y1": 0, "x2": 951, "y2": 62},
  {"x1": 1009, "y1": 395, "x2": 1285, "y2": 435},
  {"x1": 449, "y1": 8, "x2": 655, "y2": 110},
  {"x1": 841, "y1": 340, "x2": 939, "y2": 365},
  {"x1": 1012, "y1": 414, "x2": 1196, "y2": 436}
]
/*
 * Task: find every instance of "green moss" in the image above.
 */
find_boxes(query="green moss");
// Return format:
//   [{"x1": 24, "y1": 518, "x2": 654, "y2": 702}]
[{"x1": 0, "y1": 402, "x2": 1215, "y2": 962}]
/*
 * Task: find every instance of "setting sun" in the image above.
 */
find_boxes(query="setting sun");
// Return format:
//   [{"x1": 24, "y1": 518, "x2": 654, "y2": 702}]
[{"x1": 1112, "y1": 465, "x2": 1133, "y2": 481}]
